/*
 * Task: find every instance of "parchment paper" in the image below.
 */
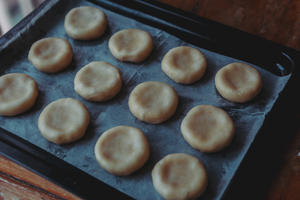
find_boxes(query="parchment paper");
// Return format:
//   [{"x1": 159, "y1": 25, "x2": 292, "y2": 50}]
[{"x1": 0, "y1": 0, "x2": 291, "y2": 199}]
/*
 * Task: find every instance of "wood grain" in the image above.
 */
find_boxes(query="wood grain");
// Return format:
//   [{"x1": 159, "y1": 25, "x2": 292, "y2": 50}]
[
  {"x1": 158, "y1": 0, "x2": 300, "y2": 50},
  {"x1": 0, "y1": 156, "x2": 80, "y2": 200},
  {"x1": 0, "y1": 173, "x2": 58, "y2": 200}
]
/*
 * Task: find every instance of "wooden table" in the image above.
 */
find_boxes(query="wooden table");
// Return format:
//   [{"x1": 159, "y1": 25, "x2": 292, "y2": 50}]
[{"x1": 1, "y1": 0, "x2": 299, "y2": 199}]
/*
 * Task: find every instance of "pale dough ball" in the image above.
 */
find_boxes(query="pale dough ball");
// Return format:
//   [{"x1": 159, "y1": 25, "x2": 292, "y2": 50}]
[
  {"x1": 181, "y1": 105, "x2": 234, "y2": 152},
  {"x1": 162, "y1": 46, "x2": 207, "y2": 84},
  {"x1": 28, "y1": 37, "x2": 72, "y2": 73},
  {"x1": 152, "y1": 153, "x2": 207, "y2": 200},
  {"x1": 128, "y1": 81, "x2": 178, "y2": 124},
  {"x1": 94, "y1": 126, "x2": 150, "y2": 176},
  {"x1": 0, "y1": 73, "x2": 38, "y2": 116},
  {"x1": 108, "y1": 29, "x2": 153, "y2": 63},
  {"x1": 215, "y1": 62, "x2": 262, "y2": 103},
  {"x1": 64, "y1": 6, "x2": 107, "y2": 40},
  {"x1": 74, "y1": 61, "x2": 122, "y2": 102},
  {"x1": 38, "y1": 98, "x2": 90, "y2": 144}
]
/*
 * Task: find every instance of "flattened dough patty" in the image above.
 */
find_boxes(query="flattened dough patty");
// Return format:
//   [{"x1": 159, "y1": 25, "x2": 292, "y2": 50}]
[
  {"x1": 28, "y1": 37, "x2": 72, "y2": 73},
  {"x1": 128, "y1": 81, "x2": 178, "y2": 124},
  {"x1": 108, "y1": 29, "x2": 153, "y2": 63},
  {"x1": 152, "y1": 153, "x2": 207, "y2": 200},
  {"x1": 74, "y1": 61, "x2": 122, "y2": 101},
  {"x1": 215, "y1": 62, "x2": 262, "y2": 103},
  {"x1": 64, "y1": 6, "x2": 107, "y2": 40},
  {"x1": 94, "y1": 126, "x2": 150, "y2": 176},
  {"x1": 0, "y1": 73, "x2": 38, "y2": 116},
  {"x1": 38, "y1": 98, "x2": 90, "y2": 144},
  {"x1": 181, "y1": 105, "x2": 234, "y2": 152},
  {"x1": 162, "y1": 46, "x2": 207, "y2": 84}
]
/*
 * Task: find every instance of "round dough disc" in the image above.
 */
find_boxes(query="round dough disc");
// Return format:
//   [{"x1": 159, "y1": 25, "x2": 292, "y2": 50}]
[
  {"x1": 215, "y1": 62, "x2": 262, "y2": 103},
  {"x1": 28, "y1": 37, "x2": 73, "y2": 73},
  {"x1": 152, "y1": 153, "x2": 207, "y2": 200},
  {"x1": 94, "y1": 126, "x2": 150, "y2": 176},
  {"x1": 128, "y1": 81, "x2": 178, "y2": 124},
  {"x1": 38, "y1": 98, "x2": 90, "y2": 144},
  {"x1": 74, "y1": 61, "x2": 122, "y2": 102},
  {"x1": 0, "y1": 73, "x2": 38, "y2": 116},
  {"x1": 181, "y1": 105, "x2": 234, "y2": 152},
  {"x1": 64, "y1": 6, "x2": 107, "y2": 40},
  {"x1": 162, "y1": 46, "x2": 207, "y2": 84},
  {"x1": 108, "y1": 29, "x2": 153, "y2": 63}
]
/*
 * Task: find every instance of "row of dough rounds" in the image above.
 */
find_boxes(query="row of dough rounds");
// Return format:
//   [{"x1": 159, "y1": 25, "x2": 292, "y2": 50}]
[
  {"x1": 94, "y1": 126, "x2": 208, "y2": 200},
  {"x1": 0, "y1": 6, "x2": 263, "y2": 200}
]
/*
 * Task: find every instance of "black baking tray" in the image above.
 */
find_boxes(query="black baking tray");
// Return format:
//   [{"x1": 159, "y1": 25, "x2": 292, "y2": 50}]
[{"x1": 0, "y1": 0, "x2": 299, "y2": 199}]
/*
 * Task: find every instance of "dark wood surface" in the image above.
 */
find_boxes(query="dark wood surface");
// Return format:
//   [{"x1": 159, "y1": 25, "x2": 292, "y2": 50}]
[
  {"x1": 1, "y1": 0, "x2": 299, "y2": 199},
  {"x1": 159, "y1": 0, "x2": 300, "y2": 50}
]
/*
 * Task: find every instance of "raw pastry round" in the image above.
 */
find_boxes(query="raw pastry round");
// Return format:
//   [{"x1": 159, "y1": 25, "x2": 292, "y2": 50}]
[
  {"x1": 74, "y1": 61, "x2": 122, "y2": 102},
  {"x1": 128, "y1": 81, "x2": 178, "y2": 124},
  {"x1": 0, "y1": 73, "x2": 38, "y2": 116},
  {"x1": 162, "y1": 46, "x2": 207, "y2": 84},
  {"x1": 108, "y1": 29, "x2": 153, "y2": 63},
  {"x1": 215, "y1": 62, "x2": 262, "y2": 103},
  {"x1": 181, "y1": 105, "x2": 234, "y2": 152},
  {"x1": 152, "y1": 153, "x2": 207, "y2": 200},
  {"x1": 28, "y1": 37, "x2": 73, "y2": 73},
  {"x1": 94, "y1": 126, "x2": 150, "y2": 176},
  {"x1": 38, "y1": 98, "x2": 90, "y2": 144},
  {"x1": 64, "y1": 6, "x2": 107, "y2": 40}
]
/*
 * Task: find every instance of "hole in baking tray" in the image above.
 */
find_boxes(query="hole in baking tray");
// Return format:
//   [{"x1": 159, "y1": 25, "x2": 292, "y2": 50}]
[{"x1": 274, "y1": 52, "x2": 295, "y2": 76}]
